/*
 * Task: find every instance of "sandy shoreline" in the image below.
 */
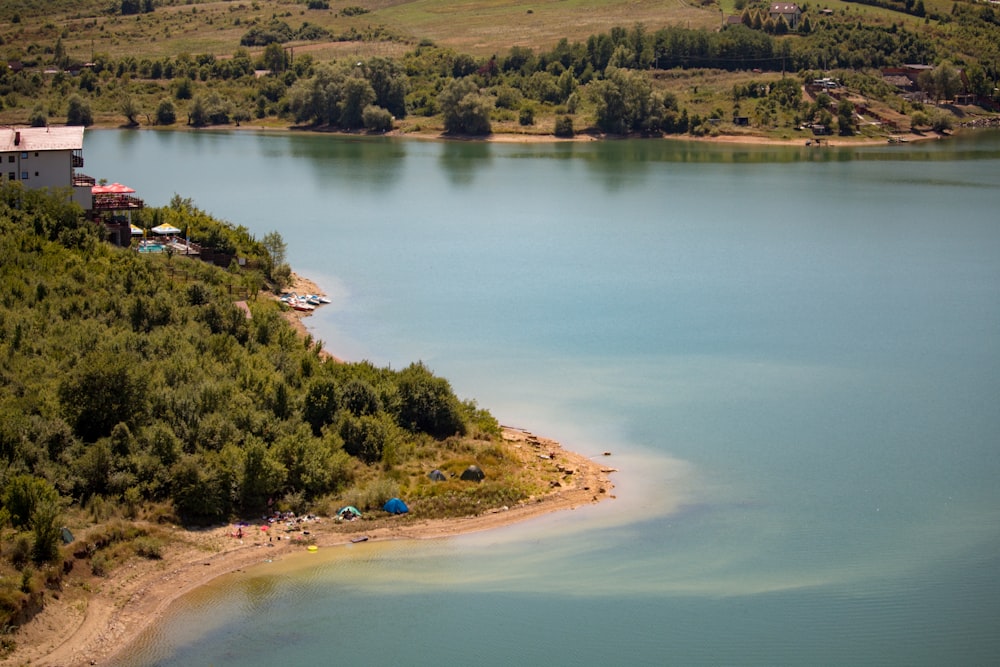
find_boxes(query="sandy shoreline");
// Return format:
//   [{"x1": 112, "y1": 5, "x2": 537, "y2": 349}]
[{"x1": 4, "y1": 277, "x2": 616, "y2": 667}]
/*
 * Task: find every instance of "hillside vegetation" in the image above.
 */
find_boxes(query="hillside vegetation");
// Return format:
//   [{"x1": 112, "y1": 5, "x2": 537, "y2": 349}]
[
  {"x1": 0, "y1": 183, "x2": 540, "y2": 639},
  {"x1": 0, "y1": 0, "x2": 997, "y2": 139}
]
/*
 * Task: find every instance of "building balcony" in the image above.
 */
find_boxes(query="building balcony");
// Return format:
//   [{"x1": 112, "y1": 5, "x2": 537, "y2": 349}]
[
  {"x1": 72, "y1": 150, "x2": 84, "y2": 168},
  {"x1": 92, "y1": 193, "x2": 145, "y2": 211},
  {"x1": 73, "y1": 172, "x2": 96, "y2": 187}
]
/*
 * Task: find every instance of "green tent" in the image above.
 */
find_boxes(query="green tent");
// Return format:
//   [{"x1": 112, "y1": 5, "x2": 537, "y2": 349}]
[{"x1": 337, "y1": 506, "x2": 362, "y2": 519}]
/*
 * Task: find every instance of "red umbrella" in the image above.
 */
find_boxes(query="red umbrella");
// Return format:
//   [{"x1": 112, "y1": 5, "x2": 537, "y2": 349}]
[{"x1": 92, "y1": 182, "x2": 136, "y2": 194}]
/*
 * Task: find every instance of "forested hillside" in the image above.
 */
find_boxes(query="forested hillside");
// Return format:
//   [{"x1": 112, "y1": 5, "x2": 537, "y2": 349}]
[
  {"x1": 0, "y1": 183, "x2": 526, "y2": 633},
  {"x1": 1, "y1": 0, "x2": 997, "y2": 139}
]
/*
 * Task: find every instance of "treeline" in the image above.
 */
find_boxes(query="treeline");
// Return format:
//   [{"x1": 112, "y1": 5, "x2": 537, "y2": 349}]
[
  {"x1": 0, "y1": 184, "x2": 502, "y2": 527},
  {"x1": 2, "y1": 6, "x2": 998, "y2": 136}
]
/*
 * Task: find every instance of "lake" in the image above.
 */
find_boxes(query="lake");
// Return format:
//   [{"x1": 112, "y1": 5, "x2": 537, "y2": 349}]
[{"x1": 84, "y1": 129, "x2": 1000, "y2": 666}]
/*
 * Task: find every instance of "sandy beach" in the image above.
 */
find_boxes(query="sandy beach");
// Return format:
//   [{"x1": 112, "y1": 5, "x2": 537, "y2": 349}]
[{"x1": 2, "y1": 277, "x2": 615, "y2": 667}]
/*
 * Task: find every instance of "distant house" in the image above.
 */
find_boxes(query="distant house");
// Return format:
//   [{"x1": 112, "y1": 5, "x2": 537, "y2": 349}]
[
  {"x1": 0, "y1": 126, "x2": 94, "y2": 209},
  {"x1": 769, "y1": 3, "x2": 802, "y2": 29}
]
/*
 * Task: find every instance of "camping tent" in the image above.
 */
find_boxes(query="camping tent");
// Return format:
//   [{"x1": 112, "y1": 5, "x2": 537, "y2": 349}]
[
  {"x1": 383, "y1": 498, "x2": 409, "y2": 514},
  {"x1": 337, "y1": 506, "x2": 362, "y2": 520},
  {"x1": 460, "y1": 465, "x2": 486, "y2": 482},
  {"x1": 428, "y1": 469, "x2": 447, "y2": 481}
]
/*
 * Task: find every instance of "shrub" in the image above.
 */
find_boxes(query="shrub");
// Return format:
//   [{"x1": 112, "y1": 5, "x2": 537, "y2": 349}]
[
  {"x1": 362, "y1": 105, "x2": 393, "y2": 132},
  {"x1": 155, "y1": 99, "x2": 176, "y2": 125},
  {"x1": 554, "y1": 115, "x2": 574, "y2": 137},
  {"x1": 519, "y1": 106, "x2": 535, "y2": 126},
  {"x1": 133, "y1": 537, "x2": 162, "y2": 559},
  {"x1": 65, "y1": 95, "x2": 93, "y2": 126}
]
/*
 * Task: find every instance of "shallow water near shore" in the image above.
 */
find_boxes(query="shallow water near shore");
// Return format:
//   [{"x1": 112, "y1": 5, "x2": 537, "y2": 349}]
[{"x1": 85, "y1": 129, "x2": 1000, "y2": 665}]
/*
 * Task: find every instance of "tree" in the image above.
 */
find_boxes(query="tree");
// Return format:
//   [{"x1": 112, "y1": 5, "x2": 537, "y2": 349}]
[
  {"x1": 438, "y1": 78, "x2": 493, "y2": 135},
  {"x1": 932, "y1": 61, "x2": 962, "y2": 102},
  {"x1": 837, "y1": 99, "x2": 856, "y2": 135},
  {"x1": 304, "y1": 378, "x2": 339, "y2": 435},
  {"x1": 188, "y1": 95, "x2": 209, "y2": 126},
  {"x1": 554, "y1": 115, "x2": 575, "y2": 137},
  {"x1": 155, "y1": 99, "x2": 176, "y2": 125},
  {"x1": 120, "y1": 94, "x2": 140, "y2": 126},
  {"x1": 174, "y1": 77, "x2": 193, "y2": 100},
  {"x1": 262, "y1": 43, "x2": 288, "y2": 74},
  {"x1": 261, "y1": 230, "x2": 287, "y2": 273},
  {"x1": 3, "y1": 475, "x2": 58, "y2": 529},
  {"x1": 362, "y1": 105, "x2": 394, "y2": 132},
  {"x1": 66, "y1": 95, "x2": 93, "y2": 126},
  {"x1": 340, "y1": 76, "x2": 376, "y2": 128},
  {"x1": 339, "y1": 413, "x2": 398, "y2": 464},
  {"x1": 31, "y1": 498, "x2": 61, "y2": 564},
  {"x1": 28, "y1": 105, "x2": 47, "y2": 127},
  {"x1": 396, "y1": 362, "x2": 467, "y2": 438},
  {"x1": 58, "y1": 353, "x2": 148, "y2": 441}
]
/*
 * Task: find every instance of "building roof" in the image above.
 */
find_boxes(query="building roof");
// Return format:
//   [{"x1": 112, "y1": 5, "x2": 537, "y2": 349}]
[
  {"x1": 770, "y1": 3, "x2": 801, "y2": 12},
  {"x1": 0, "y1": 126, "x2": 85, "y2": 152}
]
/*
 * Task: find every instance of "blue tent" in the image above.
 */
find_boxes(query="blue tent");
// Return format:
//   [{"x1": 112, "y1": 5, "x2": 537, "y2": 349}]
[{"x1": 383, "y1": 497, "x2": 409, "y2": 514}]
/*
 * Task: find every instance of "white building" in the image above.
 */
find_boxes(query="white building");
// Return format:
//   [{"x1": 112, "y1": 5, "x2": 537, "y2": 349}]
[{"x1": 0, "y1": 126, "x2": 94, "y2": 209}]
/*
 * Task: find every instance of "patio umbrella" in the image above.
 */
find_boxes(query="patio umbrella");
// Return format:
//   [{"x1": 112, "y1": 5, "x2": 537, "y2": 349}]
[
  {"x1": 130, "y1": 224, "x2": 143, "y2": 236},
  {"x1": 152, "y1": 223, "x2": 181, "y2": 235},
  {"x1": 92, "y1": 182, "x2": 136, "y2": 194}
]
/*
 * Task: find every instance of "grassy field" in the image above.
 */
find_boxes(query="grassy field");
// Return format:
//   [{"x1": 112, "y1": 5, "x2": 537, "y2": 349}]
[{"x1": 2, "y1": 0, "x2": 722, "y2": 62}]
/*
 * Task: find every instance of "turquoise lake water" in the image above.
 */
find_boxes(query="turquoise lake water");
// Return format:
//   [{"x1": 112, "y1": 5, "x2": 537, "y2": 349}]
[{"x1": 84, "y1": 129, "x2": 1000, "y2": 666}]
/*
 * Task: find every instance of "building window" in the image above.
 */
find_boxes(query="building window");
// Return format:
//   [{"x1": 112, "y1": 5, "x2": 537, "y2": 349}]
[
  {"x1": 7, "y1": 172, "x2": 13, "y2": 180},
  {"x1": 6, "y1": 156, "x2": 12, "y2": 163},
  {"x1": 21, "y1": 172, "x2": 28, "y2": 179},
  {"x1": 34, "y1": 171, "x2": 40, "y2": 177},
  {"x1": 21, "y1": 152, "x2": 27, "y2": 159},
  {"x1": 33, "y1": 152, "x2": 39, "y2": 157}
]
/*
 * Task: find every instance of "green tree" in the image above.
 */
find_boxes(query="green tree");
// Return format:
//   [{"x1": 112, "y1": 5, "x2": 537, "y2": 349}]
[
  {"x1": 438, "y1": 77, "x2": 493, "y2": 135},
  {"x1": 58, "y1": 353, "x2": 148, "y2": 441},
  {"x1": 554, "y1": 115, "x2": 575, "y2": 137},
  {"x1": 261, "y1": 230, "x2": 287, "y2": 277},
  {"x1": 29, "y1": 105, "x2": 47, "y2": 127},
  {"x1": 174, "y1": 77, "x2": 193, "y2": 100},
  {"x1": 240, "y1": 439, "x2": 287, "y2": 511},
  {"x1": 66, "y1": 95, "x2": 93, "y2": 126},
  {"x1": 362, "y1": 105, "x2": 394, "y2": 132},
  {"x1": 340, "y1": 76, "x2": 376, "y2": 129},
  {"x1": 120, "y1": 94, "x2": 140, "y2": 126},
  {"x1": 2, "y1": 475, "x2": 58, "y2": 529},
  {"x1": 837, "y1": 99, "x2": 856, "y2": 135},
  {"x1": 188, "y1": 95, "x2": 209, "y2": 126},
  {"x1": 304, "y1": 377, "x2": 340, "y2": 435},
  {"x1": 339, "y1": 413, "x2": 399, "y2": 465},
  {"x1": 31, "y1": 498, "x2": 61, "y2": 564},
  {"x1": 155, "y1": 99, "x2": 177, "y2": 125},
  {"x1": 396, "y1": 362, "x2": 467, "y2": 438},
  {"x1": 932, "y1": 61, "x2": 962, "y2": 102},
  {"x1": 262, "y1": 43, "x2": 288, "y2": 74}
]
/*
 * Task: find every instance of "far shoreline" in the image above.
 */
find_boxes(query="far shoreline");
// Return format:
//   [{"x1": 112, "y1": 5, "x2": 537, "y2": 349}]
[{"x1": 79, "y1": 117, "x2": 965, "y2": 149}]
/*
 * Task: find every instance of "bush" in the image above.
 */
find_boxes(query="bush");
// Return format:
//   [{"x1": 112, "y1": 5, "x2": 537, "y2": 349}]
[
  {"x1": 362, "y1": 104, "x2": 393, "y2": 132},
  {"x1": 155, "y1": 99, "x2": 176, "y2": 125},
  {"x1": 519, "y1": 106, "x2": 535, "y2": 126},
  {"x1": 133, "y1": 537, "x2": 162, "y2": 559},
  {"x1": 554, "y1": 115, "x2": 574, "y2": 137},
  {"x1": 65, "y1": 95, "x2": 93, "y2": 126}
]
